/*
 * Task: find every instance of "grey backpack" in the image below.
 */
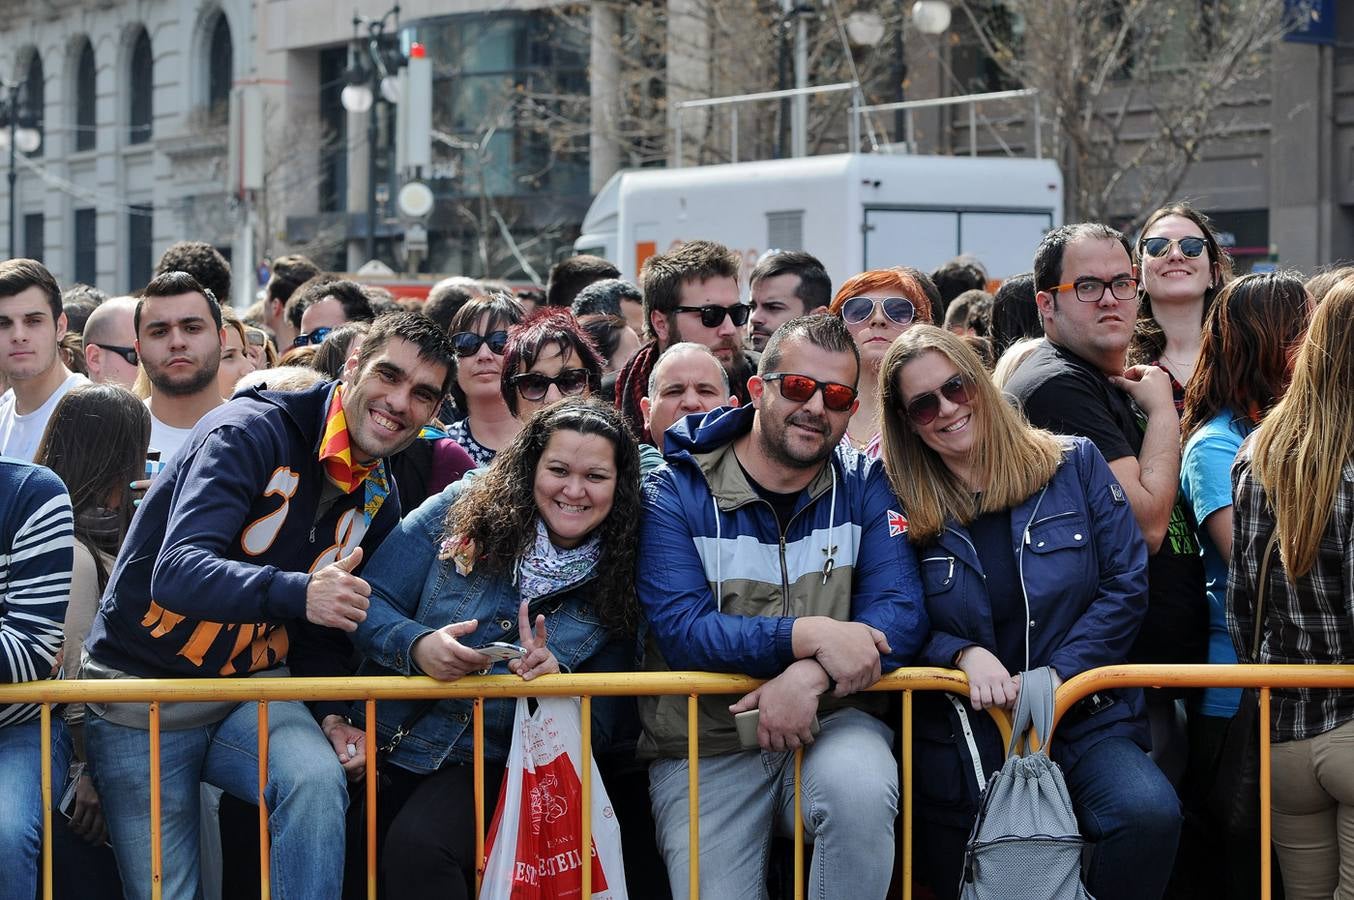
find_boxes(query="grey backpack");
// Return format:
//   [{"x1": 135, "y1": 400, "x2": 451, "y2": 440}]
[{"x1": 959, "y1": 666, "x2": 1094, "y2": 900}]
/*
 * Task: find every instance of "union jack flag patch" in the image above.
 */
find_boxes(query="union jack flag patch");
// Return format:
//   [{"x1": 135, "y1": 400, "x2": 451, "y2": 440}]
[{"x1": 887, "y1": 510, "x2": 909, "y2": 537}]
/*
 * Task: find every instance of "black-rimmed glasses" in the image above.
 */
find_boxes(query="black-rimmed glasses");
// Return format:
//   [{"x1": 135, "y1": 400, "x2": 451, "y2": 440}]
[
  {"x1": 451, "y1": 330, "x2": 510, "y2": 357},
  {"x1": 1049, "y1": 277, "x2": 1140, "y2": 303},
  {"x1": 673, "y1": 303, "x2": 751, "y2": 328}
]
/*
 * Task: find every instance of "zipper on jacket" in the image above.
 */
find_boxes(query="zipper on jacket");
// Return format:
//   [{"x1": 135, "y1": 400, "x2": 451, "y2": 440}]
[{"x1": 1016, "y1": 485, "x2": 1049, "y2": 673}]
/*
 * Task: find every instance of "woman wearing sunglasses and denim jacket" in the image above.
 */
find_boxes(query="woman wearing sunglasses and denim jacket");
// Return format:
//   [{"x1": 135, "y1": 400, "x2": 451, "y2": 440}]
[
  {"x1": 877, "y1": 325, "x2": 1181, "y2": 900},
  {"x1": 827, "y1": 267, "x2": 939, "y2": 455},
  {"x1": 1129, "y1": 203, "x2": 1233, "y2": 402}
]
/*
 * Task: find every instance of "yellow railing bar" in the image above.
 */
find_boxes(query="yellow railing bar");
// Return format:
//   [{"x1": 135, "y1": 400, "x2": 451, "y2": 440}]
[
  {"x1": 687, "y1": 693, "x2": 699, "y2": 900},
  {"x1": 149, "y1": 700, "x2": 162, "y2": 900},
  {"x1": 364, "y1": 699, "x2": 377, "y2": 900},
  {"x1": 902, "y1": 690, "x2": 913, "y2": 900},
  {"x1": 793, "y1": 747, "x2": 804, "y2": 900},
  {"x1": 41, "y1": 703, "x2": 53, "y2": 900},
  {"x1": 1260, "y1": 688, "x2": 1271, "y2": 900},
  {"x1": 581, "y1": 695, "x2": 593, "y2": 899},
  {"x1": 257, "y1": 701, "x2": 271, "y2": 900},
  {"x1": 473, "y1": 696, "x2": 485, "y2": 895}
]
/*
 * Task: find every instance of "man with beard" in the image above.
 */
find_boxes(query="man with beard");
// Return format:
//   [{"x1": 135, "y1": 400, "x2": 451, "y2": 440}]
[
  {"x1": 635, "y1": 314, "x2": 926, "y2": 900},
  {"x1": 746, "y1": 250, "x2": 832, "y2": 352},
  {"x1": 82, "y1": 312, "x2": 454, "y2": 899},
  {"x1": 133, "y1": 271, "x2": 228, "y2": 460},
  {"x1": 612, "y1": 239, "x2": 757, "y2": 441}
]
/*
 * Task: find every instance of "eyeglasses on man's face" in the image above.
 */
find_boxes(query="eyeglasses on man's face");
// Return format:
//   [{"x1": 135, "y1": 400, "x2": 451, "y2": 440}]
[
  {"x1": 762, "y1": 372, "x2": 858, "y2": 412},
  {"x1": 293, "y1": 327, "x2": 333, "y2": 348},
  {"x1": 1049, "y1": 276, "x2": 1140, "y2": 303},
  {"x1": 673, "y1": 303, "x2": 751, "y2": 329}
]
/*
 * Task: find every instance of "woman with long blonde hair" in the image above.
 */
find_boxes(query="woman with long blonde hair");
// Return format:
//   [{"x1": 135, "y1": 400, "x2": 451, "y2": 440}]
[
  {"x1": 1229, "y1": 276, "x2": 1354, "y2": 899},
  {"x1": 878, "y1": 324, "x2": 1180, "y2": 900}
]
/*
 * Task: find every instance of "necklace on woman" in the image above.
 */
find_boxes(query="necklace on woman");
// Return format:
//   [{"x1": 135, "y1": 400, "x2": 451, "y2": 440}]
[{"x1": 1159, "y1": 351, "x2": 1194, "y2": 382}]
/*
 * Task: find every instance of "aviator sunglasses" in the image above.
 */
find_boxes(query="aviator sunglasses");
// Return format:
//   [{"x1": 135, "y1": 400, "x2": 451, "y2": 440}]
[
  {"x1": 762, "y1": 373, "x2": 858, "y2": 412},
  {"x1": 905, "y1": 374, "x2": 973, "y2": 426},
  {"x1": 840, "y1": 296, "x2": 917, "y2": 327},
  {"x1": 451, "y1": 330, "x2": 510, "y2": 357},
  {"x1": 511, "y1": 368, "x2": 591, "y2": 401},
  {"x1": 673, "y1": 303, "x2": 751, "y2": 328},
  {"x1": 1141, "y1": 236, "x2": 1208, "y2": 259}
]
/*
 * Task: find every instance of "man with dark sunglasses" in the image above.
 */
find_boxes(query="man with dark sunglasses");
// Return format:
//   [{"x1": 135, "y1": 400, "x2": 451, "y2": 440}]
[
  {"x1": 1006, "y1": 222, "x2": 1202, "y2": 786},
  {"x1": 637, "y1": 314, "x2": 926, "y2": 900},
  {"x1": 83, "y1": 296, "x2": 141, "y2": 387},
  {"x1": 611, "y1": 239, "x2": 760, "y2": 442}
]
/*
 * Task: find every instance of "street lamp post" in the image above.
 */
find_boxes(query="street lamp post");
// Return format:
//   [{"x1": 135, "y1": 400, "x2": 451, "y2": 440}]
[
  {"x1": 340, "y1": 4, "x2": 405, "y2": 267},
  {"x1": 1, "y1": 79, "x2": 42, "y2": 260}
]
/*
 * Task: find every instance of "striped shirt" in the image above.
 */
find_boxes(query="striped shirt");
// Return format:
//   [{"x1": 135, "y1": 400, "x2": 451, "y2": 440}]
[
  {"x1": 0, "y1": 458, "x2": 74, "y2": 727},
  {"x1": 1228, "y1": 452, "x2": 1354, "y2": 742}
]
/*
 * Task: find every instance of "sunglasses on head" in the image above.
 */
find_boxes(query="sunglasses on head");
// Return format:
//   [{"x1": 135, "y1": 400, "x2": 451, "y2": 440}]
[
  {"x1": 840, "y1": 296, "x2": 917, "y2": 327},
  {"x1": 451, "y1": 330, "x2": 510, "y2": 357},
  {"x1": 511, "y1": 368, "x2": 591, "y2": 402},
  {"x1": 673, "y1": 303, "x2": 751, "y2": 328},
  {"x1": 904, "y1": 374, "x2": 973, "y2": 426},
  {"x1": 91, "y1": 344, "x2": 139, "y2": 367},
  {"x1": 292, "y1": 327, "x2": 332, "y2": 348},
  {"x1": 762, "y1": 373, "x2": 858, "y2": 412},
  {"x1": 1141, "y1": 236, "x2": 1208, "y2": 259}
]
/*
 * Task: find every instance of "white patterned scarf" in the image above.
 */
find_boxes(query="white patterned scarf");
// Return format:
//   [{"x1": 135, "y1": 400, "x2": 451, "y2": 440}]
[{"x1": 515, "y1": 518, "x2": 602, "y2": 600}]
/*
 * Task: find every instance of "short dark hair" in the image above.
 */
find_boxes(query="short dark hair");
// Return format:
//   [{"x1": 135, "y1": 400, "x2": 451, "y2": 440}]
[
  {"x1": 546, "y1": 254, "x2": 621, "y2": 308},
  {"x1": 1033, "y1": 223, "x2": 1133, "y2": 296},
  {"x1": 155, "y1": 241, "x2": 231, "y2": 305},
  {"x1": 990, "y1": 272, "x2": 1041, "y2": 354},
  {"x1": 135, "y1": 271, "x2": 224, "y2": 333},
  {"x1": 266, "y1": 254, "x2": 321, "y2": 305},
  {"x1": 945, "y1": 289, "x2": 993, "y2": 336},
  {"x1": 62, "y1": 283, "x2": 108, "y2": 333},
  {"x1": 930, "y1": 256, "x2": 988, "y2": 306},
  {"x1": 0, "y1": 258, "x2": 63, "y2": 320},
  {"x1": 352, "y1": 311, "x2": 457, "y2": 398},
  {"x1": 759, "y1": 314, "x2": 861, "y2": 389},
  {"x1": 423, "y1": 281, "x2": 475, "y2": 332},
  {"x1": 749, "y1": 251, "x2": 832, "y2": 314},
  {"x1": 311, "y1": 321, "x2": 371, "y2": 380},
  {"x1": 641, "y1": 240, "x2": 742, "y2": 339},
  {"x1": 571, "y1": 278, "x2": 642, "y2": 318},
  {"x1": 285, "y1": 276, "x2": 375, "y2": 329},
  {"x1": 577, "y1": 313, "x2": 631, "y2": 363},
  {"x1": 499, "y1": 308, "x2": 606, "y2": 416}
]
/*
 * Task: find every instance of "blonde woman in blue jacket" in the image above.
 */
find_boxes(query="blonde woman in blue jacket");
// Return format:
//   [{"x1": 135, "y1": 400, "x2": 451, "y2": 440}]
[{"x1": 877, "y1": 325, "x2": 1181, "y2": 900}]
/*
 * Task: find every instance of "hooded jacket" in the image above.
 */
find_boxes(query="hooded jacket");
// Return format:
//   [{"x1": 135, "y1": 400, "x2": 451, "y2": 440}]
[
  {"x1": 86, "y1": 381, "x2": 400, "y2": 680},
  {"x1": 636, "y1": 404, "x2": 926, "y2": 758}
]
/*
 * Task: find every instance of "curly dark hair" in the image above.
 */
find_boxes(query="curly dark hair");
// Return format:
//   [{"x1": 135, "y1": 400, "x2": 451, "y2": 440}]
[
  {"x1": 443, "y1": 397, "x2": 640, "y2": 632},
  {"x1": 155, "y1": 241, "x2": 231, "y2": 305}
]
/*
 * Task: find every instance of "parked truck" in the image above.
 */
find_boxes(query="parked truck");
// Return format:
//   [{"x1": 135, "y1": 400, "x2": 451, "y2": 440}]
[{"x1": 574, "y1": 152, "x2": 1063, "y2": 288}]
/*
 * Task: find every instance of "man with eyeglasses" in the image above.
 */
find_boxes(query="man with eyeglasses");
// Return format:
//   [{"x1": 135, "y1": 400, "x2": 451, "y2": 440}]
[
  {"x1": 636, "y1": 314, "x2": 925, "y2": 900},
  {"x1": 1006, "y1": 223, "x2": 1200, "y2": 782},
  {"x1": 612, "y1": 239, "x2": 759, "y2": 441},
  {"x1": 82, "y1": 296, "x2": 141, "y2": 386},
  {"x1": 0, "y1": 259, "x2": 90, "y2": 461}
]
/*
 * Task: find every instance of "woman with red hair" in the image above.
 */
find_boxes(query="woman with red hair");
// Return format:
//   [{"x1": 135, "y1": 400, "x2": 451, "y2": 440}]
[{"x1": 829, "y1": 266, "x2": 939, "y2": 453}]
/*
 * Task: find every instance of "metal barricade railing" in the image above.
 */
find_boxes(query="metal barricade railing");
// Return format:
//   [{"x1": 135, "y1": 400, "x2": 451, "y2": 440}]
[{"x1": 9, "y1": 663, "x2": 1349, "y2": 900}]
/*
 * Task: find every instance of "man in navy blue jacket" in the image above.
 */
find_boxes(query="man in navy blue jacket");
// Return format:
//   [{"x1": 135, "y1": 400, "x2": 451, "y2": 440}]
[
  {"x1": 83, "y1": 313, "x2": 454, "y2": 899},
  {"x1": 637, "y1": 315, "x2": 926, "y2": 900}
]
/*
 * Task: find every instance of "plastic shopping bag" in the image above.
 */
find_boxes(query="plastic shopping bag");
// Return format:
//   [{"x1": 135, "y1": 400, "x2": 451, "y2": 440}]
[{"x1": 479, "y1": 697, "x2": 628, "y2": 900}]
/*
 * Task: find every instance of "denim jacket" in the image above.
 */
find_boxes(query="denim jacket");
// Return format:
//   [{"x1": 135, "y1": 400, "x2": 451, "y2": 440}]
[
  {"x1": 350, "y1": 482, "x2": 636, "y2": 774},
  {"x1": 910, "y1": 438, "x2": 1151, "y2": 825}
]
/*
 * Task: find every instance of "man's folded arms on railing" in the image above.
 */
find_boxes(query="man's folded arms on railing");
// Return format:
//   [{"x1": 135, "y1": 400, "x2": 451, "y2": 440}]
[
  {"x1": 345, "y1": 398, "x2": 644, "y2": 900},
  {"x1": 636, "y1": 316, "x2": 926, "y2": 900},
  {"x1": 78, "y1": 314, "x2": 455, "y2": 899}
]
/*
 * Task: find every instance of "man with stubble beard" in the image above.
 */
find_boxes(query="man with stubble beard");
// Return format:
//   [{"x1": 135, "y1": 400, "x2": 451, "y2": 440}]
[{"x1": 134, "y1": 271, "x2": 228, "y2": 461}]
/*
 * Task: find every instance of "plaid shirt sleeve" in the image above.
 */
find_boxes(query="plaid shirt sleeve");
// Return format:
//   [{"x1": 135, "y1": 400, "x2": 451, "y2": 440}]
[{"x1": 1229, "y1": 452, "x2": 1354, "y2": 742}]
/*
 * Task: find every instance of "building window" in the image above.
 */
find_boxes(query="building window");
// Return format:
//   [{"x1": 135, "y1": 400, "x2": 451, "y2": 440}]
[
  {"x1": 207, "y1": 13, "x2": 233, "y2": 123},
  {"x1": 74, "y1": 208, "x2": 97, "y2": 286},
  {"x1": 75, "y1": 40, "x2": 96, "y2": 152},
  {"x1": 128, "y1": 205, "x2": 153, "y2": 290},
  {"x1": 129, "y1": 29, "x2": 153, "y2": 144},
  {"x1": 24, "y1": 214, "x2": 44, "y2": 262},
  {"x1": 21, "y1": 52, "x2": 44, "y2": 158}
]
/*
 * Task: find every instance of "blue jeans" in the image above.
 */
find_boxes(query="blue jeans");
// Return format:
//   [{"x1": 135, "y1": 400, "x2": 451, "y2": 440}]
[
  {"x1": 0, "y1": 717, "x2": 73, "y2": 900},
  {"x1": 1064, "y1": 736, "x2": 1183, "y2": 900},
  {"x1": 85, "y1": 701, "x2": 347, "y2": 900},
  {"x1": 649, "y1": 707, "x2": 897, "y2": 900}
]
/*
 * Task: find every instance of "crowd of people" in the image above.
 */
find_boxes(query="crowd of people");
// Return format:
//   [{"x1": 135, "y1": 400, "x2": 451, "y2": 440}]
[{"x1": 0, "y1": 212, "x2": 1352, "y2": 900}]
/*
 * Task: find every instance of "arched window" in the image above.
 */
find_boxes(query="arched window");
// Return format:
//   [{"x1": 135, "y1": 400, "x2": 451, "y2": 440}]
[
  {"x1": 75, "y1": 40, "x2": 96, "y2": 152},
  {"x1": 20, "y1": 51, "x2": 44, "y2": 157},
  {"x1": 129, "y1": 28, "x2": 152, "y2": 144},
  {"x1": 207, "y1": 13, "x2": 233, "y2": 117}
]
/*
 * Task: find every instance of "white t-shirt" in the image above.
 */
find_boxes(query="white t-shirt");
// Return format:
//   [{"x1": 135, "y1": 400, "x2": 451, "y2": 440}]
[
  {"x1": 146, "y1": 404, "x2": 195, "y2": 463},
  {"x1": 0, "y1": 372, "x2": 90, "y2": 461}
]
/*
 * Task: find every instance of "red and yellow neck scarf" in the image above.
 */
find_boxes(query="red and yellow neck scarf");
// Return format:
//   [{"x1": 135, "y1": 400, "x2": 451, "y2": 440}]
[{"x1": 319, "y1": 385, "x2": 378, "y2": 493}]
